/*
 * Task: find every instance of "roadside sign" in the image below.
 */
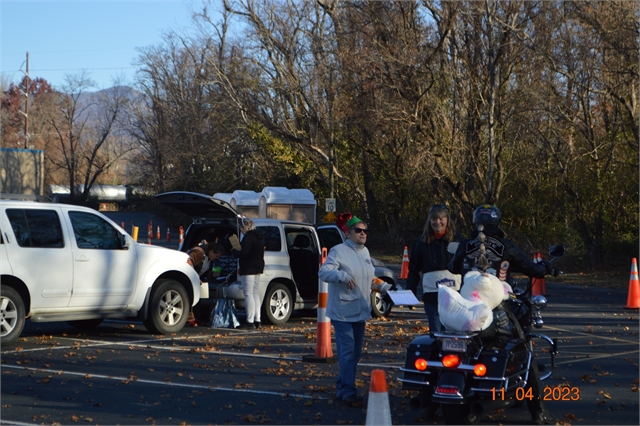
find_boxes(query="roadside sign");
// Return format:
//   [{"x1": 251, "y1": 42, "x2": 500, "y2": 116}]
[{"x1": 325, "y1": 198, "x2": 336, "y2": 212}]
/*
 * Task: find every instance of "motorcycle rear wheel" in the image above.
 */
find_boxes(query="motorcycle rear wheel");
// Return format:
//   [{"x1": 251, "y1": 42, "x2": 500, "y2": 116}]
[{"x1": 442, "y1": 403, "x2": 480, "y2": 425}]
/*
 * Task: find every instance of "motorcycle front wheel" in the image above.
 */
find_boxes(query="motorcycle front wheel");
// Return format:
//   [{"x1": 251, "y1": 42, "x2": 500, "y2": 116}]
[{"x1": 442, "y1": 402, "x2": 480, "y2": 425}]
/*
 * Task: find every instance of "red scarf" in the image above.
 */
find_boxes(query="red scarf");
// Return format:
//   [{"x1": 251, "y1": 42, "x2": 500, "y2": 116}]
[{"x1": 434, "y1": 229, "x2": 446, "y2": 239}]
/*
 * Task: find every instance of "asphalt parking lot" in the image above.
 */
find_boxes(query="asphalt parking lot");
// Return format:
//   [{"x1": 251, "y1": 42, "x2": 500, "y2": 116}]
[{"x1": 1, "y1": 280, "x2": 638, "y2": 426}]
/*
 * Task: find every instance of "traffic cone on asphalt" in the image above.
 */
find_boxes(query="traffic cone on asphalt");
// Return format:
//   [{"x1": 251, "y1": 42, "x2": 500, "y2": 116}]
[
  {"x1": 179, "y1": 226, "x2": 184, "y2": 245},
  {"x1": 532, "y1": 253, "x2": 543, "y2": 296},
  {"x1": 399, "y1": 246, "x2": 409, "y2": 280},
  {"x1": 537, "y1": 252, "x2": 547, "y2": 295},
  {"x1": 166, "y1": 227, "x2": 171, "y2": 242},
  {"x1": 302, "y1": 279, "x2": 335, "y2": 363},
  {"x1": 366, "y1": 369, "x2": 392, "y2": 426},
  {"x1": 147, "y1": 224, "x2": 152, "y2": 245},
  {"x1": 156, "y1": 225, "x2": 161, "y2": 240},
  {"x1": 624, "y1": 258, "x2": 640, "y2": 309}
]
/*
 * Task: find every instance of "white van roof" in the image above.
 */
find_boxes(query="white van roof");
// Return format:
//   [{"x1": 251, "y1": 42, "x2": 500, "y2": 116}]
[
  {"x1": 230, "y1": 190, "x2": 261, "y2": 207},
  {"x1": 259, "y1": 187, "x2": 316, "y2": 205}
]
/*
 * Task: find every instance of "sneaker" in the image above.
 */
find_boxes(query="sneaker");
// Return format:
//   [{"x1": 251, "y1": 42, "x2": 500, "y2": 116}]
[
  {"x1": 254, "y1": 322, "x2": 262, "y2": 329},
  {"x1": 239, "y1": 322, "x2": 254, "y2": 330},
  {"x1": 342, "y1": 394, "x2": 364, "y2": 407}
]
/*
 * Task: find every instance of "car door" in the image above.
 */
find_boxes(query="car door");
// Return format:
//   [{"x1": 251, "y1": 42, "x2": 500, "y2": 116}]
[
  {"x1": 285, "y1": 226, "x2": 320, "y2": 300},
  {"x1": 315, "y1": 224, "x2": 345, "y2": 253},
  {"x1": 3, "y1": 207, "x2": 73, "y2": 309},
  {"x1": 66, "y1": 210, "x2": 137, "y2": 308}
]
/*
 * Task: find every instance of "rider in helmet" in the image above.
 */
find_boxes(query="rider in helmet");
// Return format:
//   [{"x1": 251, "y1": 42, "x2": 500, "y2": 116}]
[
  {"x1": 449, "y1": 204, "x2": 551, "y2": 281},
  {"x1": 448, "y1": 204, "x2": 554, "y2": 425}
]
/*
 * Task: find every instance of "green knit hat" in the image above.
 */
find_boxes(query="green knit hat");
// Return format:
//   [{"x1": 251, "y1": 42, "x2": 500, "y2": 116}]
[
  {"x1": 337, "y1": 212, "x2": 363, "y2": 232},
  {"x1": 346, "y1": 215, "x2": 363, "y2": 229}
]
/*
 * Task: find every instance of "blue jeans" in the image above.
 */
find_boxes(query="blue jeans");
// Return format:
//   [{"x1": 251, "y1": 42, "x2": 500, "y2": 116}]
[
  {"x1": 332, "y1": 320, "x2": 365, "y2": 399},
  {"x1": 424, "y1": 302, "x2": 443, "y2": 333}
]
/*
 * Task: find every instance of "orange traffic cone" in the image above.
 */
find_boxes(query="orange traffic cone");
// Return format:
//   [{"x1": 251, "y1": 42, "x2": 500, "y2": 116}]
[
  {"x1": 624, "y1": 258, "x2": 640, "y2": 309},
  {"x1": 166, "y1": 227, "x2": 171, "y2": 242},
  {"x1": 537, "y1": 252, "x2": 547, "y2": 295},
  {"x1": 179, "y1": 226, "x2": 184, "y2": 245},
  {"x1": 366, "y1": 369, "x2": 392, "y2": 426},
  {"x1": 156, "y1": 226, "x2": 161, "y2": 240},
  {"x1": 302, "y1": 279, "x2": 335, "y2": 363},
  {"x1": 532, "y1": 253, "x2": 543, "y2": 296},
  {"x1": 399, "y1": 246, "x2": 409, "y2": 279},
  {"x1": 147, "y1": 224, "x2": 152, "y2": 245}
]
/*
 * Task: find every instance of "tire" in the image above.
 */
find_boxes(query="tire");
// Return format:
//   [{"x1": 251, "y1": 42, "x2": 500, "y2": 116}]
[
  {"x1": 143, "y1": 279, "x2": 189, "y2": 335},
  {"x1": 262, "y1": 283, "x2": 292, "y2": 325},
  {"x1": 66, "y1": 319, "x2": 104, "y2": 329},
  {"x1": 371, "y1": 289, "x2": 393, "y2": 318},
  {"x1": 442, "y1": 402, "x2": 479, "y2": 425},
  {"x1": 1, "y1": 285, "x2": 26, "y2": 345}
]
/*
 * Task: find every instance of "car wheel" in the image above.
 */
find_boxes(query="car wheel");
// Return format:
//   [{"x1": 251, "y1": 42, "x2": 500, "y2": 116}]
[
  {"x1": 1, "y1": 285, "x2": 26, "y2": 345},
  {"x1": 371, "y1": 290, "x2": 393, "y2": 317},
  {"x1": 262, "y1": 283, "x2": 292, "y2": 325},
  {"x1": 66, "y1": 319, "x2": 104, "y2": 329},
  {"x1": 144, "y1": 279, "x2": 189, "y2": 335},
  {"x1": 371, "y1": 279, "x2": 394, "y2": 318}
]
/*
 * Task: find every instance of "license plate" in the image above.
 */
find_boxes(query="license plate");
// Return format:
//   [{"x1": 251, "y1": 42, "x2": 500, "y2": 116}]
[{"x1": 441, "y1": 338, "x2": 467, "y2": 352}]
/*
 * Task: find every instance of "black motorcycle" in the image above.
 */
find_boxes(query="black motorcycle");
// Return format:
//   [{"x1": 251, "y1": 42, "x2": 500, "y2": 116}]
[{"x1": 399, "y1": 245, "x2": 565, "y2": 425}]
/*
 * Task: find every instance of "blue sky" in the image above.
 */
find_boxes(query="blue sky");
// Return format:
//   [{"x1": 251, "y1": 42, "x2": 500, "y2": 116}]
[{"x1": 1, "y1": 0, "x2": 209, "y2": 91}]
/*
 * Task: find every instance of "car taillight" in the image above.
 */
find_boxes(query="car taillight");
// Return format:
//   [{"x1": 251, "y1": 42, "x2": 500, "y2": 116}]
[
  {"x1": 442, "y1": 354, "x2": 461, "y2": 368},
  {"x1": 473, "y1": 363, "x2": 487, "y2": 376},
  {"x1": 414, "y1": 358, "x2": 428, "y2": 371}
]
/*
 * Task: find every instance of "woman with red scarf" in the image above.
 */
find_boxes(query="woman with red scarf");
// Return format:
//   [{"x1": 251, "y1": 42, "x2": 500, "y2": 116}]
[{"x1": 405, "y1": 204, "x2": 460, "y2": 333}]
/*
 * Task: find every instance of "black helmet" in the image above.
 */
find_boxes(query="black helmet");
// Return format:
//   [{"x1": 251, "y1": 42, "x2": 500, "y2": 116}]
[{"x1": 473, "y1": 204, "x2": 501, "y2": 226}]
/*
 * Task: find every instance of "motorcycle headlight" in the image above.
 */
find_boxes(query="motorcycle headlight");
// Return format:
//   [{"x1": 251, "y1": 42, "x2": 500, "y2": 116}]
[{"x1": 532, "y1": 295, "x2": 547, "y2": 310}]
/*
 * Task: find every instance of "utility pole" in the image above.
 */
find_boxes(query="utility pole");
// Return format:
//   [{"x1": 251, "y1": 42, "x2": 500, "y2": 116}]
[{"x1": 19, "y1": 52, "x2": 30, "y2": 149}]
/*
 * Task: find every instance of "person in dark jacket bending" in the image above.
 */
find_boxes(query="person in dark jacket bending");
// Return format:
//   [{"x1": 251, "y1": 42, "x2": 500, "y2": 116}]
[
  {"x1": 232, "y1": 218, "x2": 265, "y2": 329},
  {"x1": 405, "y1": 204, "x2": 460, "y2": 333},
  {"x1": 448, "y1": 204, "x2": 554, "y2": 425}
]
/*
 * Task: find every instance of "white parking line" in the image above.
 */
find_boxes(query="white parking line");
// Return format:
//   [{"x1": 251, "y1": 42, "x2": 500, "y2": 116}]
[
  {"x1": 2, "y1": 333, "x2": 401, "y2": 370},
  {"x1": 554, "y1": 349, "x2": 639, "y2": 365},
  {"x1": 545, "y1": 326, "x2": 638, "y2": 344},
  {"x1": 0, "y1": 364, "x2": 326, "y2": 400}
]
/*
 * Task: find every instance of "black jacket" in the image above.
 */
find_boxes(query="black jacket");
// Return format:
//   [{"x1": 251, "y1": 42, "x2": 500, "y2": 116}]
[
  {"x1": 448, "y1": 226, "x2": 546, "y2": 284},
  {"x1": 232, "y1": 230, "x2": 265, "y2": 275},
  {"x1": 406, "y1": 236, "x2": 457, "y2": 304}
]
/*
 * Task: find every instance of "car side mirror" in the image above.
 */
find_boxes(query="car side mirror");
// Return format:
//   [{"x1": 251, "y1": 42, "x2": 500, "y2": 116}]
[{"x1": 120, "y1": 233, "x2": 130, "y2": 249}]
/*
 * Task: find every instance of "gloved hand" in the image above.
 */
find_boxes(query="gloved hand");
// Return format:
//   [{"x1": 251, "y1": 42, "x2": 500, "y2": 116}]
[
  {"x1": 372, "y1": 279, "x2": 392, "y2": 294},
  {"x1": 539, "y1": 260, "x2": 554, "y2": 275}
]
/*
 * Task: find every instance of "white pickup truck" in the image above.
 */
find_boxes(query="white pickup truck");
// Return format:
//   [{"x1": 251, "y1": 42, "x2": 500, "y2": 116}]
[
  {"x1": 157, "y1": 192, "x2": 398, "y2": 325},
  {"x1": 0, "y1": 197, "x2": 201, "y2": 345}
]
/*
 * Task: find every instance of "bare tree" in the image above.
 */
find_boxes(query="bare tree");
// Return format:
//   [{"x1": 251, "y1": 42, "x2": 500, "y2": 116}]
[{"x1": 45, "y1": 72, "x2": 132, "y2": 204}]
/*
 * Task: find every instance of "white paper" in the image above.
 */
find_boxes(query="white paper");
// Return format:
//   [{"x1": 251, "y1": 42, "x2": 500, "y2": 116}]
[{"x1": 386, "y1": 290, "x2": 421, "y2": 306}]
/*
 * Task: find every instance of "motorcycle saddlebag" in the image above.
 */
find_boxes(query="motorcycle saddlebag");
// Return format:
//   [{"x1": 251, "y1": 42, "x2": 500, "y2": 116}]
[{"x1": 400, "y1": 334, "x2": 437, "y2": 390}]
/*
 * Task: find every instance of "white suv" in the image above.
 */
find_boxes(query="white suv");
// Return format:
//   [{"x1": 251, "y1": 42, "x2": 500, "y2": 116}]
[
  {"x1": 0, "y1": 197, "x2": 201, "y2": 345},
  {"x1": 157, "y1": 192, "x2": 398, "y2": 325}
]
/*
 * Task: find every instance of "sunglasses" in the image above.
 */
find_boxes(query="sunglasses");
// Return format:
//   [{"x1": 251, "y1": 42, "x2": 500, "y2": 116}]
[{"x1": 352, "y1": 227, "x2": 369, "y2": 234}]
